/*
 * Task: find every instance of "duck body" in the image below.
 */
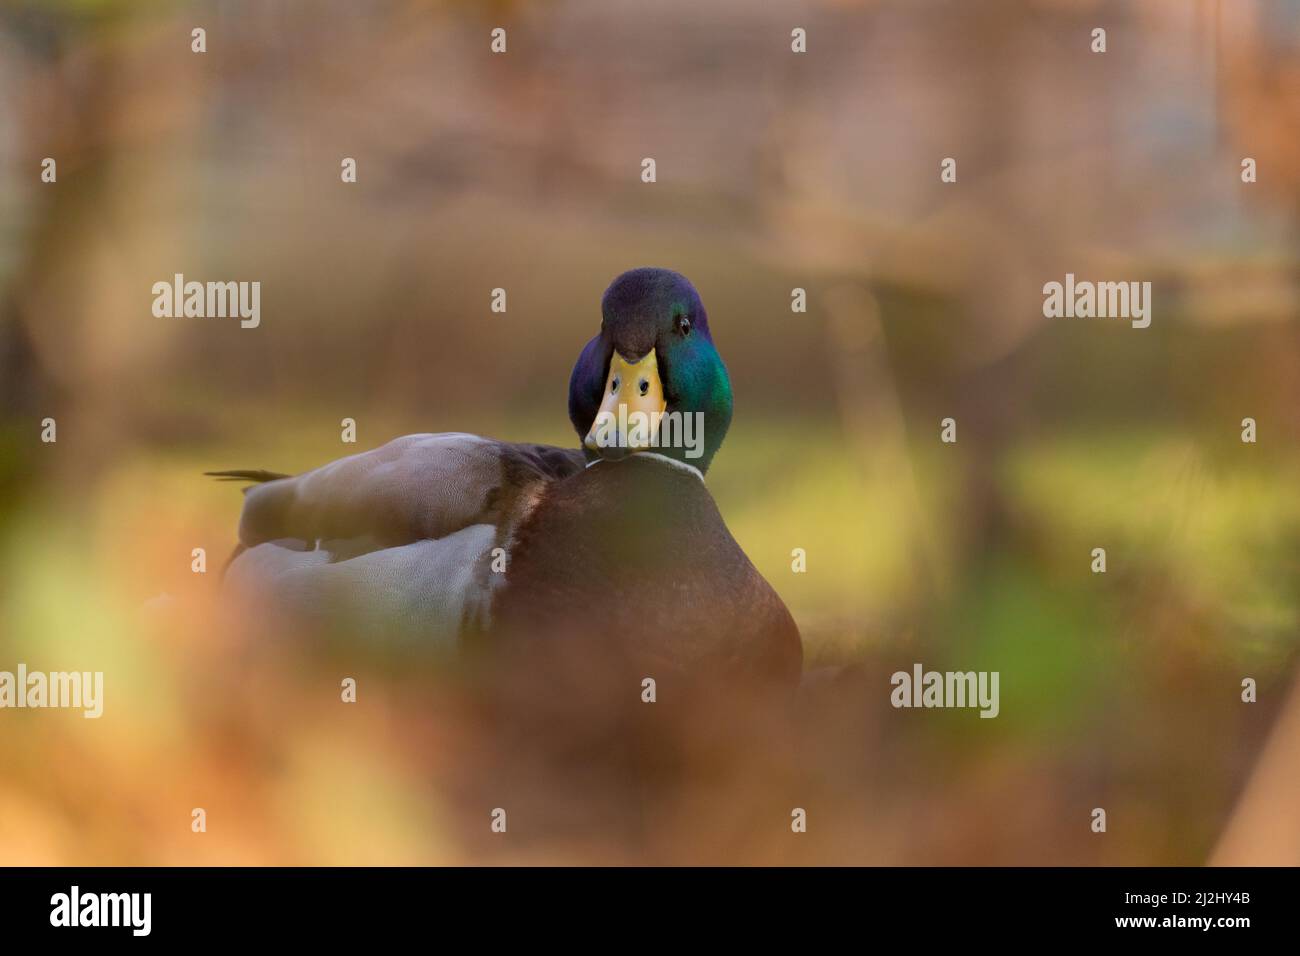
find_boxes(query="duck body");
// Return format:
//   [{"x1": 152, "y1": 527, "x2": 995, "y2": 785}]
[{"x1": 223, "y1": 438, "x2": 800, "y2": 686}]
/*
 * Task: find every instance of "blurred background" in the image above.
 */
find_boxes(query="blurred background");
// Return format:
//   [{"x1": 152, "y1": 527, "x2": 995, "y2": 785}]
[{"x1": 1, "y1": 0, "x2": 1298, "y2": 864}]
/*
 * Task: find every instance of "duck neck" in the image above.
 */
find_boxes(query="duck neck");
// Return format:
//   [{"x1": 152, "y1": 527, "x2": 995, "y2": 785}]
[{"x1": 586, "y1": 451, "x2": 704, "y2": 484}]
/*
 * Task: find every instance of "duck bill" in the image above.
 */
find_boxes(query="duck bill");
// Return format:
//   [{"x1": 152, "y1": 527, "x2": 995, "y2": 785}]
[{"x1": 583, "y1": 349, "x2": 668, "y2": 460}]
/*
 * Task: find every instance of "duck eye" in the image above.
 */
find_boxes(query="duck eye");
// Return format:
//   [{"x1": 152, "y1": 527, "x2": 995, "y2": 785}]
[
  {"x1": 610, "y1": 377, "x2": 619, "y2": 394},
  {"x1": 676, "y1": 314, "x2": 691, "y2": 336},
  {"x1": 638, "y1": 378, "x2": 649, "y2": 396}
]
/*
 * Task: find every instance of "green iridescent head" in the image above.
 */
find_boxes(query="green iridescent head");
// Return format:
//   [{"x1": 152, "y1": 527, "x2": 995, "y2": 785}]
[{"x1": 569, "y1": 268, "x2": 733, "y2": 473}]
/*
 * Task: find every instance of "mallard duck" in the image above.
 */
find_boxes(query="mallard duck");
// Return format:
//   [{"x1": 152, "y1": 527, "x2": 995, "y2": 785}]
[{"x1": 212, "y1": 267, "x2": 801, "y2": 687}]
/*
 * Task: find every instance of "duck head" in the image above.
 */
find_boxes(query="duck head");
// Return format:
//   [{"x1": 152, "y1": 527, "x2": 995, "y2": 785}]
[{"x1": 568, "y1": 268, "x2": 733, "y2": 474}]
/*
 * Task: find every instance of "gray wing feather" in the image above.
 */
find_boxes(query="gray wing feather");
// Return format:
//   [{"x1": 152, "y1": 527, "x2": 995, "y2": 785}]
[
  {"x1": 236, "y1": 432, "x2": 581, "y2": 549},
  {"x1": 221, "y1": 433, "x2": 583, "y2": 641}
]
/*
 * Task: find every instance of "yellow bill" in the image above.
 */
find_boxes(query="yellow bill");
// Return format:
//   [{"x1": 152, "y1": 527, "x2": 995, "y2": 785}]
[{"x1": 583, "y1": 349, "x2": 668, "y2": 460}]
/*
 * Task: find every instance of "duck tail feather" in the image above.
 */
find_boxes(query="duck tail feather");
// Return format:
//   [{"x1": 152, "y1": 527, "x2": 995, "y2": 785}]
[{"x1": 204, "y1": 469, "x2": 291, "y2": 483}]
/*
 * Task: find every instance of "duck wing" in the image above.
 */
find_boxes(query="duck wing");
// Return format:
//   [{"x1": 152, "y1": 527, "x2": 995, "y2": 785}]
[{"x1": 215, "y1": 433, "x2": 584, "y2": 643}]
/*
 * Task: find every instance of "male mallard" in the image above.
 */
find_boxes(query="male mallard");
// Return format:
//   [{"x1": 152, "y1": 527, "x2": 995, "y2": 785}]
[{"x1": 213, "y1": 268, "x2": 801, "y2": 687}]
